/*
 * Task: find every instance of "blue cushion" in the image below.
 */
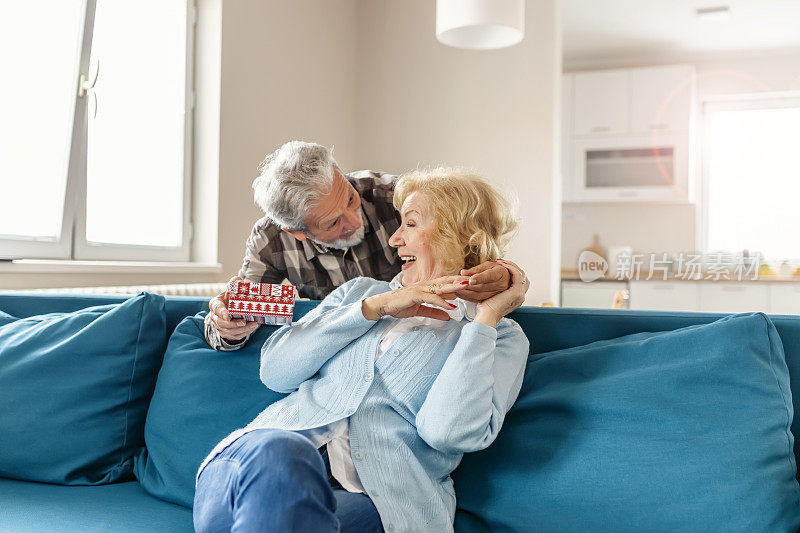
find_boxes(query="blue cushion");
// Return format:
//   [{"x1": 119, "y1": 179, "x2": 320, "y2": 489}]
[
  {"x1": 0, "y1": 309, "x2": 17, "y2": 326},
  {"x1": 0, "y1": 292, "x2": 167, "y2": 485},
  {"x1": 453, "y1": 312, "x2": 800, "y2": 532},
  {"x1": 133, "y1": 311, "x2": 287, "y2": 508},
  {"x1": 0, "y1": 478, "x2": 193, "y2": 532}
]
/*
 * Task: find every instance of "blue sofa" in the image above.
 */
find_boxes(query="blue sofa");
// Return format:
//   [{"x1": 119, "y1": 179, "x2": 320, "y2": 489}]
[{"x1": 2, "y1": 291, "x2": 800, "y2": 532}]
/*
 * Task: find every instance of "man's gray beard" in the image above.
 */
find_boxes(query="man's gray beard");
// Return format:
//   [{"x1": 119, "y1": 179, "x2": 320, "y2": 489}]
[
  {"x1": 309, "y1": 208, "x2": 367, "y2": 250},
  {"x1": 312, "y1": 224, "x2": 365, "y2": 250}
]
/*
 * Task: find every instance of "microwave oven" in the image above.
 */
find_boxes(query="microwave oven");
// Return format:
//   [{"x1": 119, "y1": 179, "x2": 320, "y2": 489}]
[{"x1": 568, "y1": 133, "x2": 692, "y2": 203}]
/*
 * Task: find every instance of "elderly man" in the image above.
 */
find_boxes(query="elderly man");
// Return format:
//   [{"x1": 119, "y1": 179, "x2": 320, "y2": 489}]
[{"x1": 205, "y1": 140, "x2": 525, "y2": 350}]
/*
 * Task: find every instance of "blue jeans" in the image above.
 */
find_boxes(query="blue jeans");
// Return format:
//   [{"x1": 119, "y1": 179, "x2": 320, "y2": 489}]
[{"x1": 193, "y1": 428, "x2": 384, "y2": 532}]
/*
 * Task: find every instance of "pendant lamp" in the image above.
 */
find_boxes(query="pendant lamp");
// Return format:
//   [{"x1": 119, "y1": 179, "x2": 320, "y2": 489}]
[{"x1": 436, "y1": 0, "x2": 525, "y2": 50}]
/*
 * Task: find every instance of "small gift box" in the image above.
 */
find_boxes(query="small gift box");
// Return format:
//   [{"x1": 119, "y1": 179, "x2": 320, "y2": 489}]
[{"x1": 227, "y1": 279, "x2": 296, "y2": 325}]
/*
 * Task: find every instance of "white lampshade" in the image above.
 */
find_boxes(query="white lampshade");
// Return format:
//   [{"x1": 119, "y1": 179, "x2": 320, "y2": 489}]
[{"x1": 436, "y1": 0, "x2": 525, "y2": 50}]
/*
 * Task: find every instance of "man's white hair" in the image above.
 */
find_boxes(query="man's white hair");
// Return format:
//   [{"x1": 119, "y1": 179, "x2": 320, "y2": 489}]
[{"x1": 252, "y1": 141, "x2": 338, "y2": 232}]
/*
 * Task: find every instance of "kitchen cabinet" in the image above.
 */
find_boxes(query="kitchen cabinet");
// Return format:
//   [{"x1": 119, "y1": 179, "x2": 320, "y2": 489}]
[
  {"x1": 699, "y1": 282, "x2": 769, "y2": 313},
  {"x1": 628, "y1": 281, "x2": 700, "y2": 311},
  {"x1": 572, "y1": 70, "x2": 629, "y2": 136},
  {"x1": 769, "y1": 284, "x2": 800, "y2": 315},
  {"x1": 629, "y1": 65, "x2": 693, "y2": 134},
  {"x1": 562, "y1": 64, "x2": 695, "y2": 204},
  {"x1": 563, "y1": 279, "x2": 800, "y2": 315},
  {"x1": 570, "y1": 65, "x2": 693, "y2": 138},
  {"x1": 561, "y1": 280, "x2": 627, "y2": 309}
]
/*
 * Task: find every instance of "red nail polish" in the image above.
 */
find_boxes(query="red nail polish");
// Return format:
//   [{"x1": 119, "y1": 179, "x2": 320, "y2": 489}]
[{"x1": 460, "y1": 281, "x2": 469, "y2": 284}]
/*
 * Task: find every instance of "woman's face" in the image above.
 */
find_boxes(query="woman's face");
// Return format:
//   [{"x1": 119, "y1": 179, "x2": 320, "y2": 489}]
[{"x1": 388, "y1": 191, "x2": 454, "y2": 286}]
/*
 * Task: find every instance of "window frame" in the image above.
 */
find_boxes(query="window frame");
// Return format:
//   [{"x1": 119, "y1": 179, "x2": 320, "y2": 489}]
[
  {"x1": 698, "y1": 91, "x2": 800, "y2": 263},
  {"x1": 1, "y1": 0, "x2": 196, "y2": 262}
]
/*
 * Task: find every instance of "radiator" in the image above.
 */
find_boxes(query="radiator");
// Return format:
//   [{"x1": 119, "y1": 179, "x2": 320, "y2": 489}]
[{"x1": 0, "y1": 282, "x2": 229, "y2": 297}]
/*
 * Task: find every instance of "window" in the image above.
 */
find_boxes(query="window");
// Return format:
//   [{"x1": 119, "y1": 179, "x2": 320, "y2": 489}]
[
  {"x1": 0, "y1": 0, "x2": 195, "y2": 261},
  {"x1": 701, "y1": 94, "x2": 800, "y2": 264}
]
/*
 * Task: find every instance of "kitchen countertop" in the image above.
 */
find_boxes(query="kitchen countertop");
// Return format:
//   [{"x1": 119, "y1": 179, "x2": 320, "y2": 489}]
[{"x1": 561, "y1": 269, "x2": 800, "y2": 283}]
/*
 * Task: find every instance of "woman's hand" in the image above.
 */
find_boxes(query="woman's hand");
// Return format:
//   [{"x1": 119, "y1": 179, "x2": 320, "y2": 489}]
[
  {"x1": 474, "y1": 259, "x2": 529, "y2": 327},
  {"x1": 362, "y1": 275, "x2": 470, "y2": 321}
]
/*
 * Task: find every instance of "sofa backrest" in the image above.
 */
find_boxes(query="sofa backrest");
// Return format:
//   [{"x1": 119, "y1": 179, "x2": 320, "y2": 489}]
[
  {"x1": 3, "y1": 292, "x2": 800, "y2": 477},
  {"x1": 0, "y1": 293, "x2": 208, "y2": 344}
]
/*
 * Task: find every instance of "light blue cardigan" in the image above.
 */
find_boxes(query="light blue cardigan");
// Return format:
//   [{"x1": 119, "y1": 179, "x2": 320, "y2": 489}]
[{"x1": 196, "y1": 276, "x2": 530, "y2": 533}]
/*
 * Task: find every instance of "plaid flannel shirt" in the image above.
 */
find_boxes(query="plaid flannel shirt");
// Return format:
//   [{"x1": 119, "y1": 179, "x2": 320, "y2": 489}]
[{"x1": 205, "y1": 170, "x2": 403, "y2": 351}]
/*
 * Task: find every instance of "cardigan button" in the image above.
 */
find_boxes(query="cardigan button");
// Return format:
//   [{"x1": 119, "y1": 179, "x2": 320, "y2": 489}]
[
  {"x1": 364, "y1": 374, "x2": 372, "y2": 382},
  {"x1": 390, "y1": 349, "x2": 400, "y2": 357},
  {"x1": 354, "y1": 451, "x2": 363, "y2": 459}
]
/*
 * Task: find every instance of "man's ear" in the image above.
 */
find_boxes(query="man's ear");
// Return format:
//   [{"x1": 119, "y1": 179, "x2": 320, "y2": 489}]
[{"x1": 281, "y1": 227, "x2": 308, "y2": 242}]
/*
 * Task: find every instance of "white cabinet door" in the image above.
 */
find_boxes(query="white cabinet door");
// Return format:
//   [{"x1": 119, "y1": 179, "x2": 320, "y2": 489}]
[
  {"x1": 573, "y1": 70, "x2": 629, "y2": 136},
  {"x1": 699, "y1": 282, "x2": 769, "y2": 313},
  {"x1": 561, "y1": 281, "x2": 628, "y2": 309},
  {"x1": 630, "y1": 65, "x2": 693, "y2": 134},
  {"x1": 629, "y1": 281, "x2": 700, "y2": 311},
  {"x1": 770, "y1": 284, "x2": 800, "y2": 315}
]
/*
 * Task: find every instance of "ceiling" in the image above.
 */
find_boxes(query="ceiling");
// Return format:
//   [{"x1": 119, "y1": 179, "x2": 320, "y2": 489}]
[{"x1": 562, "y1": 0, "x2": 800, "y2": 70}]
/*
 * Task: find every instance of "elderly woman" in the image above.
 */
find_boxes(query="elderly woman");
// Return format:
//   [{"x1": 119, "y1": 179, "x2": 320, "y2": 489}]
[{"x1": 193, "y1": 168, "x2": 530, "y2": 533}]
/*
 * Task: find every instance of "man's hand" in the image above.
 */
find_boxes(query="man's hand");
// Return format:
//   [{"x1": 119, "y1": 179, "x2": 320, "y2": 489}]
[
  {"x1": 208, "y1": 276, "x2": 260, "y2": 342},
  {"x1": 456, "y1": 259, "x2": 531, "y2": 303},
  {"x1": 474, "y1": 259, "x2": 529, "y2": 327}
]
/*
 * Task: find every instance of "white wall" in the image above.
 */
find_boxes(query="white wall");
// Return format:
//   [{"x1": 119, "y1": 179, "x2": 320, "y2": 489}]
[
  {"x1": 561, "y1": 48, "x2": 800, "y2": 271},
  {"x1": 216, "y1": 0, "x2": 359, "y2": 281},
  {"x1": 355, "y1": 0, "x2": 562, "y2": 306}
]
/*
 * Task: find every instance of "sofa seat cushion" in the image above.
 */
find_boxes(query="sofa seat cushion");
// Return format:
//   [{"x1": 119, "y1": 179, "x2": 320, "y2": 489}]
[
  {"x1": 0, "y1": 477, "x2": 192, "y2": 532},
  {"x1": 0, "y1": 292, "x2": 167, "y2": 485},
  {"x1": 452, "y1": 312, "x2": 800, "y2": 532},
  {"x1": 133, "y1": 310, "x2": 287, "y2": 507}
]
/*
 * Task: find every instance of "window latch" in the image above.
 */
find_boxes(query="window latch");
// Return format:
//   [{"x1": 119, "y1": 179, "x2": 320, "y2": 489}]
[{"x1": 78, "y1": 60, "x2": 100, "y2": 118}]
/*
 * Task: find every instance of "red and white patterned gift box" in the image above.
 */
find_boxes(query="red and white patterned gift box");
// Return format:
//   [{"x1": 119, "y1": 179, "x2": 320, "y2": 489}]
[{"x1": 227, "y1": 280, "x2": 296, "y2": 325}]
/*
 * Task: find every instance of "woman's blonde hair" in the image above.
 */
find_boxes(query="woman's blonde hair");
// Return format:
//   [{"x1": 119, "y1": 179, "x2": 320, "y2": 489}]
[{"x1": 393, "y1": 167, "x2": 520, "y2": 273}]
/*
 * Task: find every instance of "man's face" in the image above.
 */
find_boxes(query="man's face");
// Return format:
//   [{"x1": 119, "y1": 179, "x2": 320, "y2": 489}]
[{"x1": 285, "y1": 169, "x2": 365, "y2": 250}]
